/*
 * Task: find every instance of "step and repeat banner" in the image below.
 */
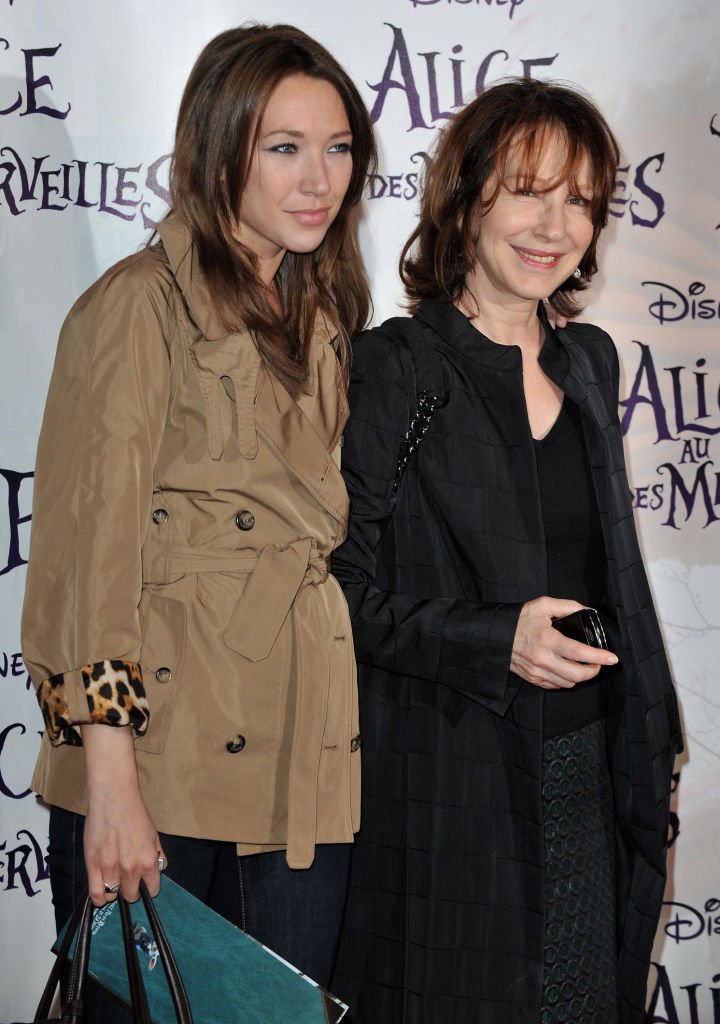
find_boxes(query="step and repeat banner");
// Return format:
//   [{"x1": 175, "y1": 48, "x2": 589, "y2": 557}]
[{"x1": 1, "y1": 0, "x2": 718, "y2": 1018}]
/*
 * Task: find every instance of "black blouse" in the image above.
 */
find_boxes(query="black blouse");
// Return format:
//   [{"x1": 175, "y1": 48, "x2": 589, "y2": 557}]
[{"x1": 535, "y1": 396, "x2": 608, "y2": 738}]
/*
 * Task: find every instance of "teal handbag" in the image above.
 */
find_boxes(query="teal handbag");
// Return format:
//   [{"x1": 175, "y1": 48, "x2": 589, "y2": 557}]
[
  {"x1": 23, "y1": 881, "x2": 192, "y2": 1023},
  {"x1": 49, "y1": 877, "x2": 347, "y2": 1024}
]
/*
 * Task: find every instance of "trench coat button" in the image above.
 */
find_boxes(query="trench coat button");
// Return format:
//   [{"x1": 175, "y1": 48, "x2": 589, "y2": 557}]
[
  {"x1": 226, "y1": 734, "x2": 246, "y2": 754},
  {"x1": 235, "y1": 510, "x2": 255, "y2": 531},
  {"x1": 155, "y1": 667, "x2": 172, "y2": 684},
  {"x1": 350, "y1": 735, "x2": 362, "y2": 753},
  {"x1": 152, "y1": 508, "x2": 169, "y2": 524}
]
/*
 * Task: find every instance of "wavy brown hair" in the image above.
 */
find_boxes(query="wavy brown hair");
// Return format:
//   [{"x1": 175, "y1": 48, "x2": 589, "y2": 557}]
[
  {"x1": 170, "y1": 24, "x2": 376, "y2": 395},
  {"x1": 401, "y1": 79, "x2": 620, "y2": 319}
]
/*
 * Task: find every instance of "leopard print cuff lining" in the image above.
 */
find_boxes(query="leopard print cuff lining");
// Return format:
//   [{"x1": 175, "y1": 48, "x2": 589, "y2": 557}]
[{"x1": 37, "y1": 659, "x2": 150, "y2": 747}]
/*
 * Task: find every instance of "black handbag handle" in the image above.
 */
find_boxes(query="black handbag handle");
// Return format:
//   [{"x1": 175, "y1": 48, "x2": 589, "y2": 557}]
[
  {"x1": 33, "y1": 881, "x2": 193, "y2": 1024},
  {"x1": 32, "y1": 890, "x2": 92, "y2": 1023},
  {"x1": 119, "y1": 882, "x2": 193, "y2": 1024}
]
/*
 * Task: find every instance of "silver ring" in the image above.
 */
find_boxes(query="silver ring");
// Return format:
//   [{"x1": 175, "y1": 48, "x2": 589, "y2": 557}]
[
  {"x1": 104, "y1": 881, "x2": 121, "y2": 895},
  {"x1": 157, "y1": 855, "x2": 165, "y2": 872}
]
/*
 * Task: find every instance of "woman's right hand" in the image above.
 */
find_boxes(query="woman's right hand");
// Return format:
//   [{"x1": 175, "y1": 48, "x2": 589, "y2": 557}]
[
  {"x1": 81, "y1": 723, "x2": 167, "y2": 907},
  {"x1": 510, "y1": 596, "x2": 618, "y2": 690}
]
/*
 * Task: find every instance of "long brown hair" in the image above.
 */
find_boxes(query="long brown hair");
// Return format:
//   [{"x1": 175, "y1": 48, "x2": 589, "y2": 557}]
[
  {"x1": 170, "y1": 24, "x2": 376, "y2": 394},
  {"x1": 401, "y1": 79, "x2": 619, "y2": 319}
]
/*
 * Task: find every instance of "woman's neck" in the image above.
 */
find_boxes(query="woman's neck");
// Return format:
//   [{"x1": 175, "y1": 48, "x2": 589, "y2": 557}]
[{"x1": 458, "y1": 290, "x2": 542, "y2": 353}]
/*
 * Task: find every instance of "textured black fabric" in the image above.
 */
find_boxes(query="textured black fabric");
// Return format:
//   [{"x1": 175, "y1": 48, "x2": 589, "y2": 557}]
[
  {"x1": 332, "y1": 301, "x2": 681, "y2": 1024},
  {"x1": 540, "y1": 719, "x2": 618, "y2": 1023}
]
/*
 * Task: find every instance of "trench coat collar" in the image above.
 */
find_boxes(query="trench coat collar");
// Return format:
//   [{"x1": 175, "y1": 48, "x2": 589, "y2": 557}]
[
  {"x1": 158, "y1": 212, "x2": 229, "y2": 341},
  {"x1": 157, "y1": 213, "x2": 345, "y2": 393},
  {"x1": 158, "y1": 212, "x2": 349, "y2": 527}
]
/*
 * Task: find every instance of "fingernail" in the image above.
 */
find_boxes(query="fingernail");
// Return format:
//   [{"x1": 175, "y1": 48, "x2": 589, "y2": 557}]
[{"x1": 608, "y1": 654, "x2": 619, "y2": 665}]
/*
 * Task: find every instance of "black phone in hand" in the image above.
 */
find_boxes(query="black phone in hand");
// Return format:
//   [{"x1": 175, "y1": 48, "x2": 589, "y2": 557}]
[{"x1": 552, "y1": 608, "x2": 608, "y2": 650}]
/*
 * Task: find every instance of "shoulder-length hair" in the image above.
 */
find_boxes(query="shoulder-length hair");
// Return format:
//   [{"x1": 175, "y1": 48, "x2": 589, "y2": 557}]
[
  {"x1": 170, "y1": 24, "x2": 376, "y2": 395},
  {"x1": 401, "y1": 78, "x2": 620, "y2": 319}
]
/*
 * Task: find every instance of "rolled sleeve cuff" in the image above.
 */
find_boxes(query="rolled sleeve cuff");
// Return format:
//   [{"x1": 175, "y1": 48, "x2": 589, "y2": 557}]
[{"x1": 36, "y1": 659, "x2": 150, "y2": 746}]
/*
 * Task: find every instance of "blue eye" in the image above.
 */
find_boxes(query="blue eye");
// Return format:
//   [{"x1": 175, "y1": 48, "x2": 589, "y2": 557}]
[
  {"x1": 269, "y1": 142, "x2": 297, "y2": 154},
  {"x1": 329, "y1": 142, "x2": 352, "y2": 154}
]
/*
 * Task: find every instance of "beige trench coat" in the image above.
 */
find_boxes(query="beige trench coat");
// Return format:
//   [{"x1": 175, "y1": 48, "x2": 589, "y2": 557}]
[{"x1": 22, "y1": 214, "x2": 360, "y2": 868}]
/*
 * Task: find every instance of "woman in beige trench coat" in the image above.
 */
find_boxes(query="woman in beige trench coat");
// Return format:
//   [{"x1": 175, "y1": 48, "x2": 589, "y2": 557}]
[{"x1": 21, "y1": 24, "x2": 376, "y2": 1017}]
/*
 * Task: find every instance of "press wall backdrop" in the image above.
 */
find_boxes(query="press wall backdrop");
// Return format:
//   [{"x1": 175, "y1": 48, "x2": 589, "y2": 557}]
[{"x1": 1, "y1": 1, "x2": 718, "y2": 1019}]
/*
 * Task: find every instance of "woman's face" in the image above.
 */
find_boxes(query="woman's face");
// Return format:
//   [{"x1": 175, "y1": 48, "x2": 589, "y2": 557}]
[
  {"x1": 465, "y1": 132, "x2": 595, "y2": 309},
  {"x1": 233, "y1": 73, "x2": 353, "y2": 283}
]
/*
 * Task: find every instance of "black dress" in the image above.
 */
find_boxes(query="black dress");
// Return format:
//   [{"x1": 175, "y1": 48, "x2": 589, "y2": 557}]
[{"x1": 534, "y1": 397, "x2": 618, "y2": 1023}]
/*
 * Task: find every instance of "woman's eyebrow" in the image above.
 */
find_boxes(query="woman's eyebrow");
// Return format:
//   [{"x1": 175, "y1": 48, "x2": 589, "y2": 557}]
[{"x1": 261, "y1": 128, "x2": 353, "y2": 140}]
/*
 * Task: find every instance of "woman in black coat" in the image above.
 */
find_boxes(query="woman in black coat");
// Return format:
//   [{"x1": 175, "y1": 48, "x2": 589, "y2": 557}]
[{"x1": 333, "y1": 80, "x2": 681, "y2": 1024}]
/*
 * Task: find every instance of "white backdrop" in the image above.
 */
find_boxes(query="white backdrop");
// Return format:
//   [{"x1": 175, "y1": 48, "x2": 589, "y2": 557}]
[{"x1": 1, "y1": 1, "x2": 718, "y2": 1019}]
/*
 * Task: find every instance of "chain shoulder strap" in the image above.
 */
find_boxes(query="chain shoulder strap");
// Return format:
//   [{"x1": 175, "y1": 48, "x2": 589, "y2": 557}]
[{"x1": 393, "y1": 388, "x2": 441, "y2": 493}]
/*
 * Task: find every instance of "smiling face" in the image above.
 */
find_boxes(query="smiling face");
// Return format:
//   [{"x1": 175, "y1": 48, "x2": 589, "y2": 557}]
[
  {"x1": 232, "y1": 73, "x2": 353, "y2": 284},
  {"x1": 464, "y1": 131, "x2": 595, "y2": 312}
]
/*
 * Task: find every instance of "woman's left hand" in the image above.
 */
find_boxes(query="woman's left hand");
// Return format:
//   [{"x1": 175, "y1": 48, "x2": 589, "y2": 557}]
[
  {"x1": 82, "y1": 724, "x2": 167, "y2": 906},
  {"x1": 511, "y1": 596, "x2": 618, "y2": 690}
]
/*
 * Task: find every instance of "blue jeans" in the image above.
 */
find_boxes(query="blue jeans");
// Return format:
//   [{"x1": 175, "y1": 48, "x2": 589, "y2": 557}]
[{"x1": 48, "y1": 806, "x2": 351, "y2": 1023}]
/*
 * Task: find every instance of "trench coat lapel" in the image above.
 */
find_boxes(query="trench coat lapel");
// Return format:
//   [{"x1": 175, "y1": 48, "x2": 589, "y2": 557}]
[
  {"x1": 158, "y1": 213, "x2": 349, "y2": 532},
  {"x1": 254, "y1": 349, "x2": 350, "y2": 531}
]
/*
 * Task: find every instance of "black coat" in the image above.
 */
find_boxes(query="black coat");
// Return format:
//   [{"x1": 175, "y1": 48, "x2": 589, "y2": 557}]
[{"x1": 332, "y1": 300, "x2": 681, "y2": 1024}]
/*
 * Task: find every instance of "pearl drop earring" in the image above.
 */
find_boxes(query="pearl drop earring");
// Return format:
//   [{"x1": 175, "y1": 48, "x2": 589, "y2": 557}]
[{"x1": 573, "y1": 267, "x2": 582, "y2": 279}]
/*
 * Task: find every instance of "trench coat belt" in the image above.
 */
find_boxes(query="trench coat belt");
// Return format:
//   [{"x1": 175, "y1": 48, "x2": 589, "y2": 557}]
[
  {"x1": 168, "y1": 537, "x2": 328, "y2": 661},
  {"x1": 167, "y1": 537, "x2": 336, "y2": 868}
]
